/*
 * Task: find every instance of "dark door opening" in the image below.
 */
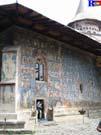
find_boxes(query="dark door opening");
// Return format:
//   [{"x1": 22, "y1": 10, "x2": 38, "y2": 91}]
[{"x1": 36, "y1": 99, "x2": 44, "y2": 120}]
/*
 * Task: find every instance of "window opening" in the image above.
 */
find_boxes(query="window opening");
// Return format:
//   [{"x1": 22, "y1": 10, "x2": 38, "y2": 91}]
[{"x1": 35, "y1": 59, "x2": 44, "y2": 81}]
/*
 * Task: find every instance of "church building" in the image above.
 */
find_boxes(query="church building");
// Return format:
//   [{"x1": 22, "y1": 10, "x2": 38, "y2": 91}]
[{"x1": 0, "y1": 2, "x2": 101, "y2": 129}]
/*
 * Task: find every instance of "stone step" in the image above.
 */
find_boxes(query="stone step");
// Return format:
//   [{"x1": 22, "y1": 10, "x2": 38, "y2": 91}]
[
  {"x1": 0, "y1": 113, "x2": 17, "y2": 120},
  {"x1": 0, "y1": 129, "x2": 33, "y2": 134},
  {"x1": 0, "y1": 121, "x2": 25, "y2": 129}
]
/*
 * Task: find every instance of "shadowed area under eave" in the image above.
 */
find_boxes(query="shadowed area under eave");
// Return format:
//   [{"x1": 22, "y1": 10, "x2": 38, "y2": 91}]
[{"x1": 0, "y1": 3, "x2": 101, "y2": 55}]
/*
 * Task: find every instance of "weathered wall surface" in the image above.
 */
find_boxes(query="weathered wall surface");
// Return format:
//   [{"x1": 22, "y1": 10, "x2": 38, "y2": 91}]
[
  {"x1": 62, "y1": 49, "x2": 100, "y2": 108},
  {"x1": 1, "y1": 52, "x2": 16, "y2": 81},
  {"x1": 0, "y1": 84, "x2": 15, "y2": 112},
  {"x1": 13, "y1": 27, "x2": 101, "y2": 113},
  {"x1": 0, "y1": 26, "x2": 101, "y2": 116},
  {"x1": 0, "y1": 30, "x2": 16, "y2": 113}
]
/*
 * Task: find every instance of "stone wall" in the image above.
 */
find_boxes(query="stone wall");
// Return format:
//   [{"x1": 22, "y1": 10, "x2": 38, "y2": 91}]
[
  {"x1": 0, "y1": 26, "x2": 101, "y2": 117},
  {"x1": 13, "y1": 27, "x2": 101, "y2": 112}
]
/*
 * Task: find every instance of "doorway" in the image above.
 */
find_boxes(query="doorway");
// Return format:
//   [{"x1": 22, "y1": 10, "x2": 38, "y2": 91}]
[{"x1": 36, "y1": 99, "x2": 44, "y2": 120}]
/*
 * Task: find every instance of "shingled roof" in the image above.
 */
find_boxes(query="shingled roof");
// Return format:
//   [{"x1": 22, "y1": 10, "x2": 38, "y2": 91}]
[{"x1": 0, "y1": 3, "x2": 101, "y2": 55}]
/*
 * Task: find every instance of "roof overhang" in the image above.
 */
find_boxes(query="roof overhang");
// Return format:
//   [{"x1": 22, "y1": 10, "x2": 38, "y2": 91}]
[{"x1": 0, "y1": 3, "x2": 101, "y2": 55}]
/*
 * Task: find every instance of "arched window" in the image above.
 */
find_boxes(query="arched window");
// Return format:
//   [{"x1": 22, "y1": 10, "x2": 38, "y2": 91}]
[
  {"x1": 35, "y1": 52, "x2": 47, "y2": 81},
  {"x1": 35, "y1": 59, "x2": 44, "y2": 81}
]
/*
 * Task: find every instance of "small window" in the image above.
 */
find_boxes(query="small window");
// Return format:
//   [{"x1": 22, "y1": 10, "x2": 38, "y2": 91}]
[
  {"x1": 93, "y1": 31, "x2": 96, "y2": 34},
  {"x1": 87, "y1": 31, "x2": 91, "y2": 34},
  {"x1": 35, "y1": 60, "x2": 44, "y2": 81},
  {"x1": 80, "y1": 27, "x2": 82, "y2": 30}
]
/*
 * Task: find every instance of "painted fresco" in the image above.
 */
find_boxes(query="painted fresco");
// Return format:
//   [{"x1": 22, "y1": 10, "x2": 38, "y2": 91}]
[
  {"x1": 1, "y1": 52, "x2": 16, "y2": 81},
  {"x1": 19, "y1": 47, "x2": 35, "y2": 108},
  {"x1": 48, "y1": 62, "x2": 63, "y2": 106},
  {"x1": 0, "y1": 84, "x2": 15, "y2": 112},
  {"x1": 34, "y1": 83, "x2": 48, "y2": 97},
  {"x1": 62, "y1": 49, "x2": 101, "y2": 107},
  {"x1": 15, "y1": 29, "x2": 101, "y2": 110},
  {"x1": 19, "y1": 45, "x2": 48, "y2": 108}
]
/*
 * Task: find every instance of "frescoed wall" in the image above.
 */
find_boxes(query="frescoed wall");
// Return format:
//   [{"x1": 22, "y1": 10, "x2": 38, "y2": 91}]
[
  {"x1": 0, "y1": 50, "x2": 16, "y2": 113},
  {"x1": 0, "y1": 84, "x2": 15, "y2": 112},
  {"x1": 1, "y1": 25, "x2": 101, "y2": 126},
  {"x1": 11, "y1": 27, "x2": 101, "y2": 113},
  {"x1": 1, "y1": 52, "x2": 16, "y2": 81},
  {"x1": 61, "y1": 49, "x2": 100, "y2": 107},
  {"x1": 19, "y1": 47, "x2": 35, "y2": 108}
]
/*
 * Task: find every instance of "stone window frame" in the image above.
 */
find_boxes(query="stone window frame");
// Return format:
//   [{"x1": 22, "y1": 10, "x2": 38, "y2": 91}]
[
  {"x1": 35, "y1": 52, "x2": 47, "y2": 82},
  {"x1": 35, "y1": 59, "x2": 44, "y2": 81}
]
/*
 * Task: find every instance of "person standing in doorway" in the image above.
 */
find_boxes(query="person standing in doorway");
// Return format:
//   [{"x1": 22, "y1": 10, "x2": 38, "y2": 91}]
[{"x1": 37, "y1": 101, "x2": 42, "y2": 120}]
